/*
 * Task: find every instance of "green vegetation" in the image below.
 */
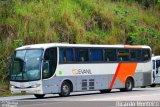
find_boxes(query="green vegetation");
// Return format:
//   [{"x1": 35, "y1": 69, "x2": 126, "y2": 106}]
[
  {"x1": 0, "y1": 0, "x2": 160, "y2": 96},
  {"x1": 0, "y1": 81, "x2": 11, "y2": 97}
]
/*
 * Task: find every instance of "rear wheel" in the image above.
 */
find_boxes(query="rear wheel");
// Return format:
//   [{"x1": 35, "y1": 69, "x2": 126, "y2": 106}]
[
  {"x1": 59, "y1": 81, "x2": 71, "y2": 97},
  {"x1": 151, "y1": 84, "x2": 156, "y2": 87},
  {"x1": 34, "y1": 94, "x2": 45, "y2": 99},
  {"x1": 100, "y1": 89, "x2": 111, "y2": 93},
  {"x1": 120, "y1": 78, "x2": 134, "y2": 92},
  {"x1": 141, "y1": 86, "x2": 146, "y2": 88}
]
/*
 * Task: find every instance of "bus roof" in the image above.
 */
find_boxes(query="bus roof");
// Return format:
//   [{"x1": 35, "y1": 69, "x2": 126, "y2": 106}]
[
  {"x1": 152, "y1": 56, "x2": 160, "y2": 60},
  {"x1": 16, "y1": 43, "x2": 151, "y2": 50}
]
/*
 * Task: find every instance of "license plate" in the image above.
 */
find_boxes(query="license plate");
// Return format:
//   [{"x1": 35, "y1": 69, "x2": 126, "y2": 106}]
[{"x1": 21, "y1": 91, "x2": 26, "y2": 94}]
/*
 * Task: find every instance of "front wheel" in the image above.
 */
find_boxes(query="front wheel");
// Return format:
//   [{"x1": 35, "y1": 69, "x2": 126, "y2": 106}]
[
  {"x1": 59, "y1": 81, "x2": 71, "y2": 97},
  {"x1": 34, "y1": 94, "x2": 45, "y2": 99}
]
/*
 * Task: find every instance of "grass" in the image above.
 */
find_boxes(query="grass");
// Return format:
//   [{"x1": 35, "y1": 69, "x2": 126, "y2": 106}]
[{"x1": 0, "y1": 81, "x2": 12, "y2": 97}]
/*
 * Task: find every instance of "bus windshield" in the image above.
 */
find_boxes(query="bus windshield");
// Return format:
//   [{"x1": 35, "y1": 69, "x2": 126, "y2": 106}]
[
  {"x1": 156, "y1": 60, "x2": 160, "y2": 69},
  {"x1": 11, "y1": 49, "x2": 43, "y2": 81}
]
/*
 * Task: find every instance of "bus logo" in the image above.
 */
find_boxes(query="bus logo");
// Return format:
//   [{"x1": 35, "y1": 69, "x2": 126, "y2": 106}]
[
  {"x1": 72, "y1": 69, "x2": 92, "y2": 75},
  {"x1": 72, "y1": 69, "x2": 78, "y2": 75}
]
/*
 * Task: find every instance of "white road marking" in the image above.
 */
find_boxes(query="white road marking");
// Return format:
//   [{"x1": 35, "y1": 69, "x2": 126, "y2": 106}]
[
  {"x1": 20, "y1": 102, "x2": 68, "y2": 107},
  {"x1": 91, "y1": 93, "x2": 160, "y2": 101}
]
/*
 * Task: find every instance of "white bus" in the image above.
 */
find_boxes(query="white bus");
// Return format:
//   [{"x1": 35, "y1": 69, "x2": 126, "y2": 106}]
[
  {"x1": 10, "y1": 43, "x2": 152, "y2": 98},
  {"x1": 151, "y1": 56, "x2": 160, "y2": 87}
]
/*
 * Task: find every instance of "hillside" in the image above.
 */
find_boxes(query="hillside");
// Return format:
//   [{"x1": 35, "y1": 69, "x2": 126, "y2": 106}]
[{"x1": 1, "y1": 0, "x2": 160, "y2": 82}]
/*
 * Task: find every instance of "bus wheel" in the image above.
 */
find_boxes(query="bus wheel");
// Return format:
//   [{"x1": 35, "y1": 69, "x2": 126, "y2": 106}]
[
  {"x1": 125, "y1": 78, "x2": 134, "y2": 91},
  {"x1": 100, "y1": 89, "x2": 111, "y2": 93},
  {"x1": 141, "y1": 86, "x2": 146, "y2": 88},
  {"x1": 34, "y1": 94, "x2": 45, "y2": 99},
  {"x1": 151, "y1": 84, "x2": 156, "y2": 87},
  {"x1": 120, "y1": 78, "x2": 134, "y2": 92},
  {"x1": 59, "y1": 81, "x2": 71, "y2": 97}
]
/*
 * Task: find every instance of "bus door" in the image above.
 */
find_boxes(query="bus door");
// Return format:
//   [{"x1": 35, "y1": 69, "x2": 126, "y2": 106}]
[{"x1": 42, "y1": 48, "x2": 57, "y2": 93}]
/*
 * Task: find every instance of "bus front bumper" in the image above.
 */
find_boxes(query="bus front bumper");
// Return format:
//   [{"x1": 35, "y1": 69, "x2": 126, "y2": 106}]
[{"x1": 10, "y1": 87, "x2": 43, "y2": 95}]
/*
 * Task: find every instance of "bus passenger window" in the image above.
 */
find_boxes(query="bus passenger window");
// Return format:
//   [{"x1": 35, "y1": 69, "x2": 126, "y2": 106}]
[
  {"x1": 130, "y1": 50, "x2": 141, "y2": 61},
  {"x1": 66, "y1": 49, "x2": 74, "y2": 62},
  {"x1": 90, "y1": 49, "x2": 103, "y2": 62},
  {"x1": 59, "y1": 48, "x2": 74, "y2": 63},
  {"x1": 59, "y1": 49, "x2": 65, "y2": 63},
  {"x1": 105, "y1": 49, "x2": 116, "y2": 61},
  {"x1": 75, "y1": 48, "x2": 89, "y2": 62},
  {"x1": 142, "y1": 49, "x2": 150, "y2": 61},
  {"x1": 117, "y1": 49, "x2": 129, "y2": 61}
]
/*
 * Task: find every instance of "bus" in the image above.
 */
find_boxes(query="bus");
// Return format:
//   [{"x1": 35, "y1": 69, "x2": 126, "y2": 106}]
[
  {"x1": 10, "y1": 43, "x2": 152, "y2": 98},
  {"x1": 151, "y1": 56, "x2": 160, "y2": 87}
]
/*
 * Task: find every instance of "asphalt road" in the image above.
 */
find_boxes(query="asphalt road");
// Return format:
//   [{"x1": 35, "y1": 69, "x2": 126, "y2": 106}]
[{"x1": 1, "y1": 87, "x2": 160, "y2": 107}]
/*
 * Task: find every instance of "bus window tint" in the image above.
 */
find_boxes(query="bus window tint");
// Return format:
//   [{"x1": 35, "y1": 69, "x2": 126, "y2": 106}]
[
  {"x1": 117, "y1": 49, "x2": 129, "y2": 61},
  {"x1": 130, "y1": 50, "x2": 141, "y2": 61},
  {"x1": 105, "y1": 49, "x2": 116, "y2": 61},
  {"x1": 59, "y1": 48, "x2": 74, "y2": 63},
  {"x1": 142, "y1": 49, "x2": 150, "y2": 61},
  {"x1": 75, "y1": 48, "x2": 89, "y2": 62},
  {"x1": 90, "y1": 49, "x2": 103, "y2": 62}
]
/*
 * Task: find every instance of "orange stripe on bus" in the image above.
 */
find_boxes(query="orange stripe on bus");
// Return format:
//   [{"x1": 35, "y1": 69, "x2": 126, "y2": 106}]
[
  {"x1": 109, "y1": 63, "x2": 137, "y2": 89},
  {"x1": 109, "y1": 64, "x2": 121, "y2": 89},
  {"x1": 124, "y1": 45, "x2": 142, "y2": 48},
  {"x1": 117, "y1": 63, "x2": 137, "y2": 84}
]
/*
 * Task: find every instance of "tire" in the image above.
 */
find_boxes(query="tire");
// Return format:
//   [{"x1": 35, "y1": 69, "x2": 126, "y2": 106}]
[
  {"x1": 151, "y1": 84, "x2": 156, "y2": 87},
  {"x1": 141, "y1": 86, "x2": 146, "y2": 88},
  {"x1": 34, "y1": 94, "x2": 45, "y2": 99},
  {"x1": 100, "y1": 89, "x2": 111, "y2": 93},
  {"x1": 125, "y1": 78, "x2": 134, "y2": 91},
  {"x1": 59, "y1": 81, "x2": 71, "y2": 97},
  {"x1": 120, "y1": 78, "x2": 134, "y2": 92}
]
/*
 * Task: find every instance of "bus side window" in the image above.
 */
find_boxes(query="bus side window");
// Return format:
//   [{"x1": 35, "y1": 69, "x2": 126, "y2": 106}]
[
  {"x1": 142, "y1": 49, "x2": 150, "y2": 61},
  {"x1": 130, "y1": 50, "x2": 141, "y2": 61},
  {"x1": 59, "y1": 49, "x2": 65, "y2": 63},
  {"x1": 105, "y1": 49, "x2": 116, "y2": 62},
  {"x1": 117, "y1": 49, "x2": 129, "y2": 61},
  {"x1": 66, "y1": 48, "x2": 74, "y2": 62},
  {"x1": 90, "y1": 49, "x2": 103, "y2": 62},
  {"x1": 59, "y1": 48, "x2": 74, "y2": 63},
  {"x1": 75, "y1": 48, "x2": 89, "y2": 62}
]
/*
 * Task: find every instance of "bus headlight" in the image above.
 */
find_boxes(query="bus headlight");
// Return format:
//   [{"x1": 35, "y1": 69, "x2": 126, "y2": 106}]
[
  {"x1": 31, "y1": 84, "x2": 41, "y2": 88},
  {"x1": 10, "y1": 85, "x2": 16, "y2": 88}
]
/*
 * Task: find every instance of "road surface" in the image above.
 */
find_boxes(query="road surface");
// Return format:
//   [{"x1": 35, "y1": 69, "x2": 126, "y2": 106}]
[{"x1": 0, "y1": 87, "x2": 160, "y2": 107}]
